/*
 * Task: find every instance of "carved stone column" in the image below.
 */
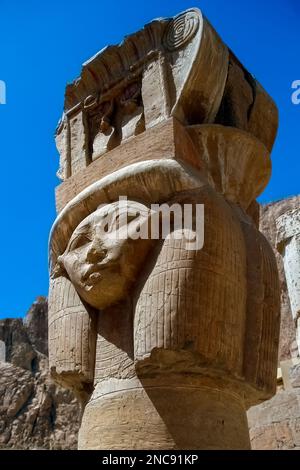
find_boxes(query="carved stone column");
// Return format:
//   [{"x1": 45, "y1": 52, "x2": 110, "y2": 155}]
[
  {"x1": 277, "y1": 209, "x2": 300, "y2": 355},
  {"x1": 48, "y1": 8, "x2": 280, "y2": 449}
]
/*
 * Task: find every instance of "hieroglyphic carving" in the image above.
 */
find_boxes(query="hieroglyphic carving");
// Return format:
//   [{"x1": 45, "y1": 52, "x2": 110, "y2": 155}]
[
  {"x1": 83, "y1": 81, "x2": 145, "y2": 161},
  {"x1": 87, "y1": 99, "x2": 117, "y2": 160}
]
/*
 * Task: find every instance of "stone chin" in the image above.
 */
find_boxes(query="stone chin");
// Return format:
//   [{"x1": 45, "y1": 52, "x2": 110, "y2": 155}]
[{"x1": 70, "y1": 268, "x2": 130, "y2": 311}]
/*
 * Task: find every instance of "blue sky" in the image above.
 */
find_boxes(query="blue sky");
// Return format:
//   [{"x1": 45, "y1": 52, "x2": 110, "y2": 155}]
[{"x1": 0, "y1": 0, "x2": 299, "y2": 318}]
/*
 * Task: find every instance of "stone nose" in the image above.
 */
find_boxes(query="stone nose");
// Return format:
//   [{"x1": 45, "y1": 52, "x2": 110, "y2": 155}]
[{"x1": 86, "y1": 244, "x2": 107, "y2": 263}]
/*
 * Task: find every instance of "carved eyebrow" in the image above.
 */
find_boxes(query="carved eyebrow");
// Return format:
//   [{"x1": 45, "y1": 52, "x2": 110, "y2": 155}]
[{"x1": 66, "y1": 224, "x2": 91, "y2": 248}]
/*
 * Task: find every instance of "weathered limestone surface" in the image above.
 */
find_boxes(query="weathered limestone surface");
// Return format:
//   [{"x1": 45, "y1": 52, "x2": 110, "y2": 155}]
[
  {"x1": 260, "y1": 197, "x2": 300, "y2": 360},
  {"x1": 0, "y1": 361, "x2": 80, "y2": 450},
  {"x1": 0, "y1": 318, "x2": 36, "y2": 371},
  {"x1": 248, "y1": 388, "x2": 300, "y2": 450},
  {"x1": 49, "y1": 8, "x2": 280, "y2": 450},
  {"x1": 248, "y1": 196, "x2": 300, "y2": 450},
  {"x1": 24, "y1": 297, "x2": 49, "y2": 356},
  {"x1": 0, "y1": 340, "x2": 5, "y2": 362},
  {"x1": 0, "y1": 298, "x2": 80, "y2": 449},
  {"x1": 277, "y1": 209, "x2": 300, "y2": 353}
]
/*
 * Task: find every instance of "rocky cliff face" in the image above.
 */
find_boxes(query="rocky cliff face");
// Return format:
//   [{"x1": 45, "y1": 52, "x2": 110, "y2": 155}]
[
  {"x1": 248, "y1": 195, "x2": 300, "y2": 450},
  {"x1": 260, "y1": 196, "x2": 300, "y2": 360},
  {"x1": 0, "y1": 298, "x2": 80, "y2": 449}
]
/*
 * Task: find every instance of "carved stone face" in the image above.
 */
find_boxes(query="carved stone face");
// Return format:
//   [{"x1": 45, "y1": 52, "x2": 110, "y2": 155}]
[{"x1": 59, "y1": 200, "x2": 152, "y2": 310}]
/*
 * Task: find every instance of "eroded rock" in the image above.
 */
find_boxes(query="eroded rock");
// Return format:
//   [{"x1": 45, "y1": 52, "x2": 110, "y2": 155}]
[{"x1": 0, "y1": 299, "x2": 80, "y2": 450}]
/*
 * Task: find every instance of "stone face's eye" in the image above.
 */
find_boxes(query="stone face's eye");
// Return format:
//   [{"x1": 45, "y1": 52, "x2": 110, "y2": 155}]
[{"x1": 68, "y1": 234, "x2": 91, "y2": 251}]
